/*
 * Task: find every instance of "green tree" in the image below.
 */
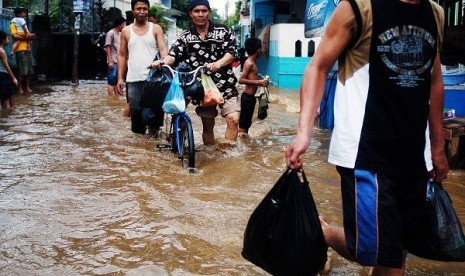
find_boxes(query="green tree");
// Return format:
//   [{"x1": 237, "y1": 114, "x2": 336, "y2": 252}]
[
  {"x1": 4, "y1": 0, "x2": 45, "y2": 14},
  {"x1": 4, "y1": 0, "x2": 32, "y2": 8},
  {"x1": 149, "y1": 5, "x2": 169, "y2": 33},
  {"x1": 48, "y1": 0, "x2": 74, "y2": 32},
  {"x1": 226, "y1": 0, "x2": 241, "y2": 28},
  {"x1": 172, "y1": 0, "x2": 190, "y2": 30}
]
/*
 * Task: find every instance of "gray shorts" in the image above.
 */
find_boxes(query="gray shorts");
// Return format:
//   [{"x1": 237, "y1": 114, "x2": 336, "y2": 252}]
[
  {"x1": 16, "y1": 51, "x2": 34, "y2": 76},
  {"x1": 195, "y1": 96, "x2": 241, "y2": 119}
]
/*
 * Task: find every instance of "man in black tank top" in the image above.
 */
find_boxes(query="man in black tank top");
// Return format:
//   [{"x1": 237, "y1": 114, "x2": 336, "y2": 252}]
[{"x1": 285, "y1": 0, "x2": 450, "y2": 274}]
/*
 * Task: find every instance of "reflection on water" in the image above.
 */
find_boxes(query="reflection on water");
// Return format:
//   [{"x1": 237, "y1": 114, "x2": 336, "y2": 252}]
[{"x1": 0, "y1": 81, "x2": 464, "y2": 275}]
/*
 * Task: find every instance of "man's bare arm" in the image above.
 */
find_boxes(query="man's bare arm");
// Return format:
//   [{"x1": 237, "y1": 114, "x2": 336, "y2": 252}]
[
  {"x1": 285, "y1": 0, "x2": 356, "y2": 169},
  {"x1": 429, "y1": 54, "x2": 449, "y2": 182},
  {"x1": 116, "y1": 26, "x2": 129, "y2": 95}
]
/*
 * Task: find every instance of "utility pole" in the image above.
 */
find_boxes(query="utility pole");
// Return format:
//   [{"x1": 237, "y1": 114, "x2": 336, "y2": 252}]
[
  {"x1": 72, "y1": 0, "x2": 88, "y2": 85},
  {"x1": 44, "y1": 0, "x2": 49, "y2": 14},
  {"x1": 72, "y1": 12, "x2": 81, "y2": 85}
]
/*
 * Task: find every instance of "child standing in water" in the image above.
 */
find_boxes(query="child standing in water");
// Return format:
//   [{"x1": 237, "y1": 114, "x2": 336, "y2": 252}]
[
  {"x1": 238, "y1": 38, "x2": 269, "y2": 135},
  {"x1": 10, "y1": 8, "x2": 31, "y2": 57},
  {"x1": 0, "y1": 30, "x2": 19, "y2": 110}
]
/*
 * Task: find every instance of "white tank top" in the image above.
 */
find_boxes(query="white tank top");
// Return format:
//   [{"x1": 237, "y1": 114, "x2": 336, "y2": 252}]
[{"x1": 126, "y1": 23, "x2": 158, "y2": 82}]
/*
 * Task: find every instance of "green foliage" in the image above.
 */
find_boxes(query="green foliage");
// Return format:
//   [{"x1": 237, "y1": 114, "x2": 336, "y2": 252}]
[
  {"x1": 172, "y1": 0, "x2": 190, "y2": 30},
  {"x1": 4, "y1": 0, "x2": 31, "y2": 8},
  {"x1": 4, "y1": 0, "x2": 44, "y2": 14},
  {"x1": 48, "y1": 0, "x2": 74, "y2": 32},
  {"x1": 223, "y1": 1, "x2": 241, "y2": 28},
  {"x1": 210, "y1": 8, "x2": 223, "y2": 24},
  {"x1": 3, "y1": 0, "x2": 244, "y2": 33},
  {"x1": 149, "y1": 6, "x2": 169, "y2": 33}
]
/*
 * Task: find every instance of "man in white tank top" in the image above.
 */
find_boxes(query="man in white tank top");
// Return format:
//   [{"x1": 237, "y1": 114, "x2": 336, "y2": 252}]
[{"x1": 117, "y1": 0, "x2": 168, "y2": 134}]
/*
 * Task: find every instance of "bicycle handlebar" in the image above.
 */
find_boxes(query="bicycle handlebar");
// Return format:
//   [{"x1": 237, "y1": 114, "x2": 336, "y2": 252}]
[{"x1": 162, "y1": 64, "x2": 206, "y2": 86}]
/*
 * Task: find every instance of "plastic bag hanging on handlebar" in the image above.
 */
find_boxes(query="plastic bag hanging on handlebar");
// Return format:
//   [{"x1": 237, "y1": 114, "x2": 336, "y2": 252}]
[
  {"x1": 176, "y1": 62, "x2": 204, "y2": 103},
  {"x1": 201, "y1": 73, "x2": 224, "y2": 107},
  {"x1": 409, "y1": 181, "x2": 465, "y2": 261},
  {"x1": 242, "y1": 169, "x2": 328, "y2": 276},
  {"x1": 140, "y1": 66, "x2": 173, "y2": 111},
  {"x1": 162, "y1": 72, "x2": 186, "y2": 114}
]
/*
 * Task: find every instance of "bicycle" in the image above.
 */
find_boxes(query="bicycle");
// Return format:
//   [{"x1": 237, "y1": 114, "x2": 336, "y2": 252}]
[{"x1": 156, "y1": 64, "x2": 205, "y2": 173}]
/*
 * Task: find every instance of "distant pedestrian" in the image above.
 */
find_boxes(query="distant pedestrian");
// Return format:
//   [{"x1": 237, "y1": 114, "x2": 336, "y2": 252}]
[
  {"x1": 10, "y1": 7, "x2": 35, "y2": 95},
  {"x1": 9, "y1": 8, "x2": 31, "y2": 58},
  {"x1": 238, "y1": 38, "x2": 269, "y2": 136},
  {"x1": 105, "y1": 16, "x2": 126, "y2": 96},
  {"x1": 0, "y1": 30, "x2": 19, "y2": 110}
]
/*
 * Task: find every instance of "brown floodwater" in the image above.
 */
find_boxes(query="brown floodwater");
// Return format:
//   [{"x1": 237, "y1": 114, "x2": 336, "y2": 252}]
[{"x1": 0, "y1": 81, "x2": 464, "y2": 275}]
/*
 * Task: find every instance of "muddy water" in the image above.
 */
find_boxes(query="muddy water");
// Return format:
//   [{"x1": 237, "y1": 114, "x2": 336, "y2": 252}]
[{"x1": 0, "y1": 81, "x2": 464, "y2": 275}]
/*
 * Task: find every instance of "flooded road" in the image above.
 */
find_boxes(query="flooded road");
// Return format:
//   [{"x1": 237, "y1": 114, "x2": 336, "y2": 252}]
[{"x1": 0, "y1": 81, "x2": 464, "y2": 275}]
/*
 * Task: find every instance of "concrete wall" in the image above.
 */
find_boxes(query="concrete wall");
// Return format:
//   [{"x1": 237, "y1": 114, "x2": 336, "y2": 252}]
[{"x1": 257, "y1": 23, "x2": 322, "y2": 89}]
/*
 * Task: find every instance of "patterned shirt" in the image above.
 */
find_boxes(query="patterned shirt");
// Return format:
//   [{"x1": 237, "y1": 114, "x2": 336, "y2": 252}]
[{"x1": 168, "y1": 21, "x2": 238, "y2": 99}]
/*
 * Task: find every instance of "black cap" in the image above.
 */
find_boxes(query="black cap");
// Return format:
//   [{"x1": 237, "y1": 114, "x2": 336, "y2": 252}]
[{"x1": 188, "y1": 0, "x2": 210, "y2": 11}]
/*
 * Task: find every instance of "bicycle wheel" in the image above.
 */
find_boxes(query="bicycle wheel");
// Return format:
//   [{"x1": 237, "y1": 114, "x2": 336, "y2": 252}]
[{"x1": 178, "y1": 116, "x2": 195, "y2": 171}]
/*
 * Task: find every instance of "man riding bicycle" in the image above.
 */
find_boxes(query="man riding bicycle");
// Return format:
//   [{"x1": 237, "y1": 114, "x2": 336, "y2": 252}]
[{"x1": 151, "y1": 0, "x2": 240, "y2": 145}]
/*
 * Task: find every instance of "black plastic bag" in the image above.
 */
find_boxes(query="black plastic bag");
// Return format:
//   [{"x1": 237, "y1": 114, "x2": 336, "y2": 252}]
[
  {"x1": 242, "y1": 169, "x2": 328, "y2": 275},
  {"x1": 175, "y1": 61, "x2": 204, "y2": 103},
  {"x1": 409, "y1": 181, "x2": 465, "y2": 261},
  {"x1": 140, "y1": 66, "x2": 173, "y2": 111}
]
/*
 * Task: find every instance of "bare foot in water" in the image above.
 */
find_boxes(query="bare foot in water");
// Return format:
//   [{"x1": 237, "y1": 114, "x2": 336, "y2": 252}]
[
  {"x1": 26, "y1": 88, "x2": 33, "y2": 94},
  {"x1": 17, "y1": 89, "x2": 24, "y2": 95}
]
